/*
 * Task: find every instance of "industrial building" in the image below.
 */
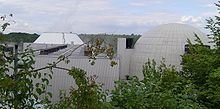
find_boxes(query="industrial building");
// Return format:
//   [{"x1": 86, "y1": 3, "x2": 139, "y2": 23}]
[{"x1": 25, "y1": 23, "x2": 210, "y2": 102}]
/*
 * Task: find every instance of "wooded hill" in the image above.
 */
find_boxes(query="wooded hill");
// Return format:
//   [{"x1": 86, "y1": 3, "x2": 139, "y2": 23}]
[
  {"x1": 2, "y1": 32, "x2": 39, "y2": 43},
  {"x1": 1, "y1": 33, "x2": 141, "y2": 46}
]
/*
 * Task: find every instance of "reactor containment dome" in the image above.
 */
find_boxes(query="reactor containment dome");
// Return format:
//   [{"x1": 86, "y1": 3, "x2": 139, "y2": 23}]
[{"x1": 129, "y1": 23, "x2": 209, "y2": 78}]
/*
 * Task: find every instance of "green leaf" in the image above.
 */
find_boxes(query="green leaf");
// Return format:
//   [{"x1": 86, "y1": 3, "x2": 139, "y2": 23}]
[{"x1": 36, "y1": 88, "x2": 42, "y2": 95}]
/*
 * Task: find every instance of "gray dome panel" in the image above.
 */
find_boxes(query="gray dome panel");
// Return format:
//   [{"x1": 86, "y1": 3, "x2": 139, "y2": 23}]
[{"x1": 130, "y1": 23, "x2": 209, "y2": 78}]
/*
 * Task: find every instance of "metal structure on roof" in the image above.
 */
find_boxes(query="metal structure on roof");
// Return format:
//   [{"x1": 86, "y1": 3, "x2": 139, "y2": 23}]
[{"x1": 34, "y1": 32, "x2": 84, "y2": 45}]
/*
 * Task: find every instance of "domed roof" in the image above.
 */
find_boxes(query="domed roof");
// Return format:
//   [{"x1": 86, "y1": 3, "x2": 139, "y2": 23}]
[
  {"x1": 136, "y1": 23, "x2": 207, "y2": 45},
  {"x1": 130, "y1": 23, "x2": 209, "y2": 78}
]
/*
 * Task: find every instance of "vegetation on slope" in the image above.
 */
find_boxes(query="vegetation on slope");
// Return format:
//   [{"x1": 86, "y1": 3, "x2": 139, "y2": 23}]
[{"x1": 2, "y1": 32, "x2": 39, "y2": 43}]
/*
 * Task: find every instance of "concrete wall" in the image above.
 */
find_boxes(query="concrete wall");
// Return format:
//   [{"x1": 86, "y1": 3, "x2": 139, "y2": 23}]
[
  {"x1": 117, "y1": 38, "x2": 133, "y2": 80},
  {"x1": 33, "y1": 55, "x2": 119, "y2": 103}
]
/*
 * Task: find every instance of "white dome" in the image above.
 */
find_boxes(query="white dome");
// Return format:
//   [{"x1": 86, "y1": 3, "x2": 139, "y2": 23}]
[{"x1": 130, "y1": 23, "x2": 209, "y2": 78}]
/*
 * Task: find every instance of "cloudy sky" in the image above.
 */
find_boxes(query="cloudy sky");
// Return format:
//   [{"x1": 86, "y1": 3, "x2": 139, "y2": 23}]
[{"x1": 0, "y1": 0, "x2": 218, "y2": 34}]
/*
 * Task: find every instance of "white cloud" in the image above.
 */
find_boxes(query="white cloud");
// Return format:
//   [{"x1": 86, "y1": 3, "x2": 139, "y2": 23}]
[
  {"x1": 0, "y1": 0, "x2": 217, "y2": 34},
  {"x1": 206, "y1": 4, "x2": 216, "y2": 8},
  {"x1": 178, "y1": 15, "x2": 207, "y2": 33},
  {"x1": 180, "y1": 16, "x2": 202, "y2": 23},
  {"x1": 47, "y1": 11, "x2": 182, "y2": 34},
  {"x1": 0, "y1": 0, "x2": 114, "y2": 33},
  {"x1": 129, "y1": 0, "x2": 162, "y2": 7}
]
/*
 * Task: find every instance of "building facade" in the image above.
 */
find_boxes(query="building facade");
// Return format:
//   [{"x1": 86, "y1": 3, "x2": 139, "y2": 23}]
[{"x1": 26, "y1": 23, "x2": 210, "y2": 102}]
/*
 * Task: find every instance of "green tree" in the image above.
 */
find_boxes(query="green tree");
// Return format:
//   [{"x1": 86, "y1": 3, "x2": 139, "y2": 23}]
[
  {"x1": 206, "y1": 1, "x2": 220, "y2": 50},
  {"x1": 0, "y1": 14, "x2": 116, "y2": 108},
  {"x1": 181, "y1": 1, "x2": 220, "y2": 108},
  {"x1": 2, "y1": 32, "x2": 39, "y2": 43},
  {"x1": 111, "y1": 60, "x2": 202, "y2": 109},
  {"x1": 50, "y1": 68, "x2": 112, "y2": 109},
  {"x1": 182, "y1": 35, "x2": 220, "y2": 109},
  {"x1": 0, "y1": 14, "x2": 52, "y2": 108}
]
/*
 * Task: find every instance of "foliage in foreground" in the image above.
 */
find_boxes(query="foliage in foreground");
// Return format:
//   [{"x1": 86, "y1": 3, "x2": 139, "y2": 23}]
[
  {"x1": 182, "y1": 34, "x2": 220, "y2": 108},
  {"x1": 50, "y1": 68, "x2": 112, "y2": 109},
  {"x1": 1, "y1": 1, "x2": 220, "y2": 109},
  {"x1": 51, "y1": 60, "x2": 204, "y2": 109},
  {"x1": 111, "y1": 60, "x2": 202, "y2": 109},
  {"x1": 180, "y1": 1, "x2": 220, "y2": 108},
  {"x1": 0, "y1": 45, "x2": 52, "y2": 109},
  {"x1": 51, "y1": 1, "x2": 220, "y2": 108},
  {"x1": 0, "y1": 14, "x2": 52, "y2": 109},
  {"x1": 52, "y1": 36, "x2": 220, "y2": 108}
]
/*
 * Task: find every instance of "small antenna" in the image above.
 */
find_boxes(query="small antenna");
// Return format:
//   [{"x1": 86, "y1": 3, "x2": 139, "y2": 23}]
[{"x1": 62, "y1": 32, "x2": 66, "y2": 44}]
